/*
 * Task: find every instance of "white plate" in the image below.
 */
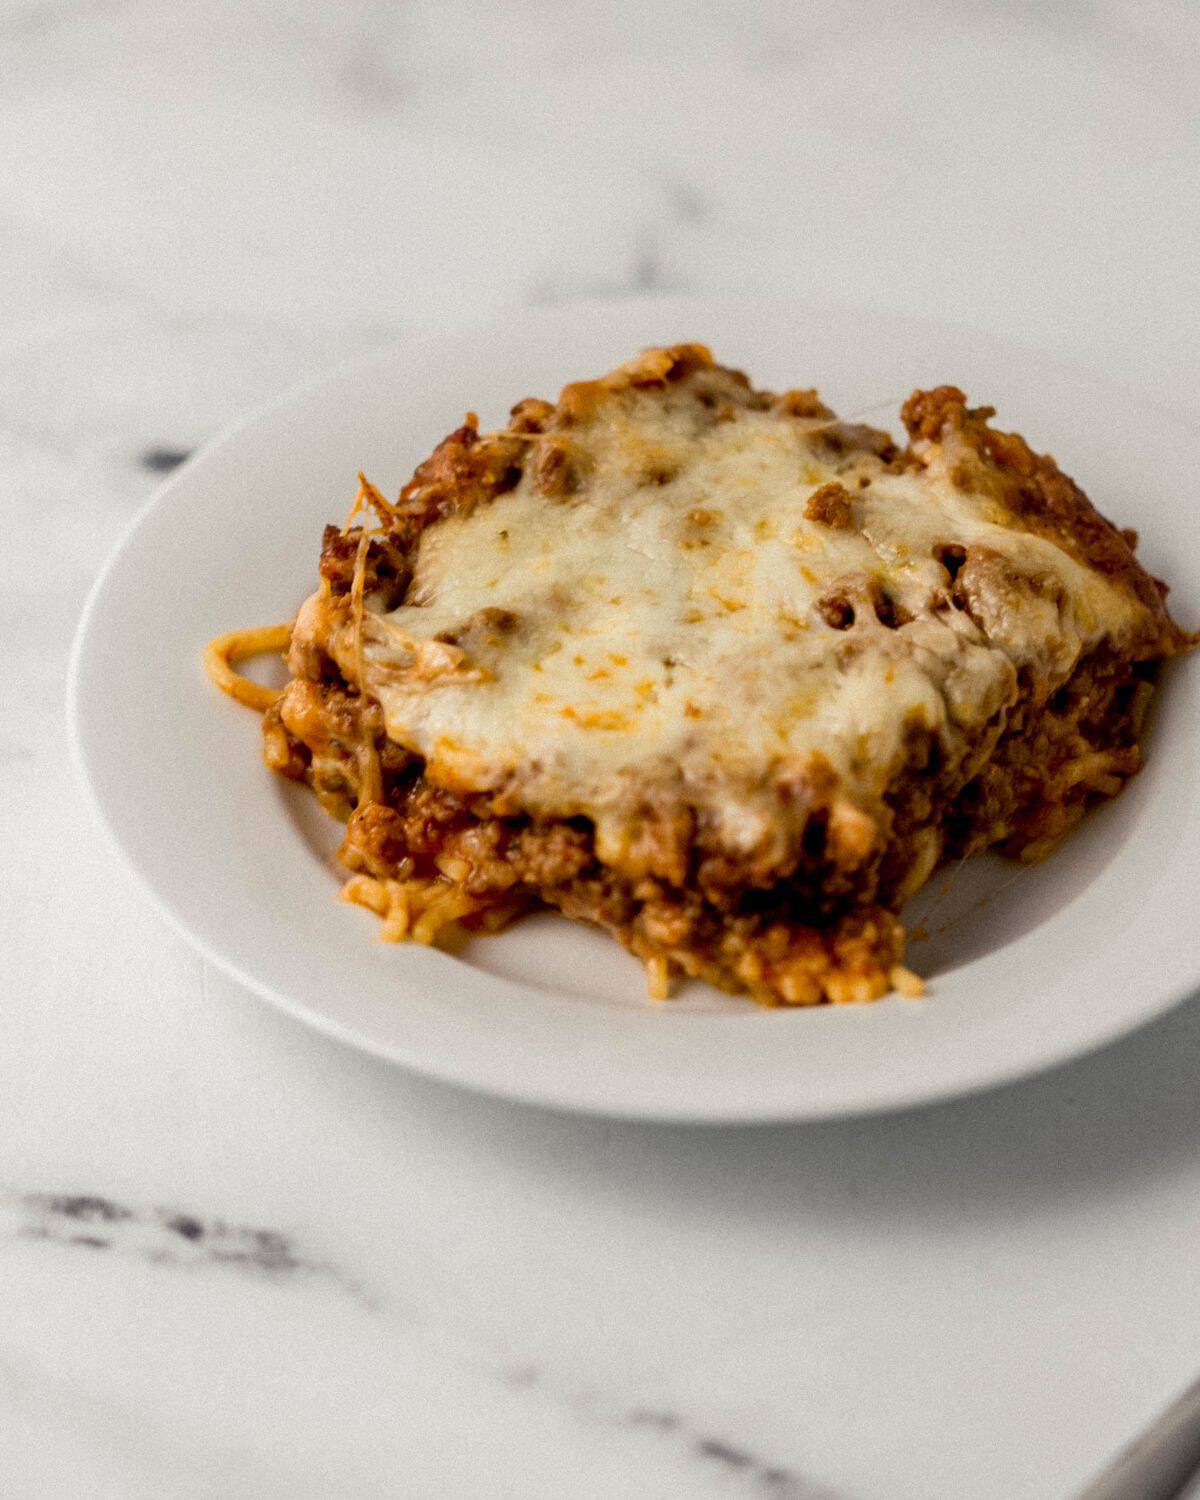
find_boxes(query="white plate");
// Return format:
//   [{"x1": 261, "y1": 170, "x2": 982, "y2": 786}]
[{"x1": 68, "y1": 296, "x2": 1200, "y2": 1122}]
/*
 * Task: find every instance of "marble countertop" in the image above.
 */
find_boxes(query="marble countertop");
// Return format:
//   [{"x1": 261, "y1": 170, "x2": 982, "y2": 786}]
[{"x1": 5, "y1": 2, "x2": 1200, "y2": 1495}]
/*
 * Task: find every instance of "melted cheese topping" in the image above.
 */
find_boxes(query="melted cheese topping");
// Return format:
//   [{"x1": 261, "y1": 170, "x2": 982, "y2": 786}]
[{"x1": 351, "y1": 380, "x2": 1142, "y2": 854}]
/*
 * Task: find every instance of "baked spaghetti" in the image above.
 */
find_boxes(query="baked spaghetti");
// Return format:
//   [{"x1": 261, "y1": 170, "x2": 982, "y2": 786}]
[{"x1": 209, "y1": 346, "x2": 1190, "y2": 1005}]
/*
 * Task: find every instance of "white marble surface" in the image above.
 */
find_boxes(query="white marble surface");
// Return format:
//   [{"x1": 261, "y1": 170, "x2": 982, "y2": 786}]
[{"x1": 5, "y1": 2, "x2": 1200, "y2": 1495}]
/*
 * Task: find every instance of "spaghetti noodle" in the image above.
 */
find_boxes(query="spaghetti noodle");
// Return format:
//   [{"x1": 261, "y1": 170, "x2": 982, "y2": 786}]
[{"x1": 203, "y1": 624, "x2": 291, "y2": 711}]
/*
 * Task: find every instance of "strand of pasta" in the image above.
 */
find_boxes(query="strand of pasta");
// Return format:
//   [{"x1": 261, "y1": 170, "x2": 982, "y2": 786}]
[
  {"x1": 349, "y1": 517, "x2": 373, "y2": 701},
  {"x1": 340, "y1": 873, "x2": 494, "y2": 946},
  {"x1": 203, "y1": 624, "x2": 292, "y2": 711}
]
